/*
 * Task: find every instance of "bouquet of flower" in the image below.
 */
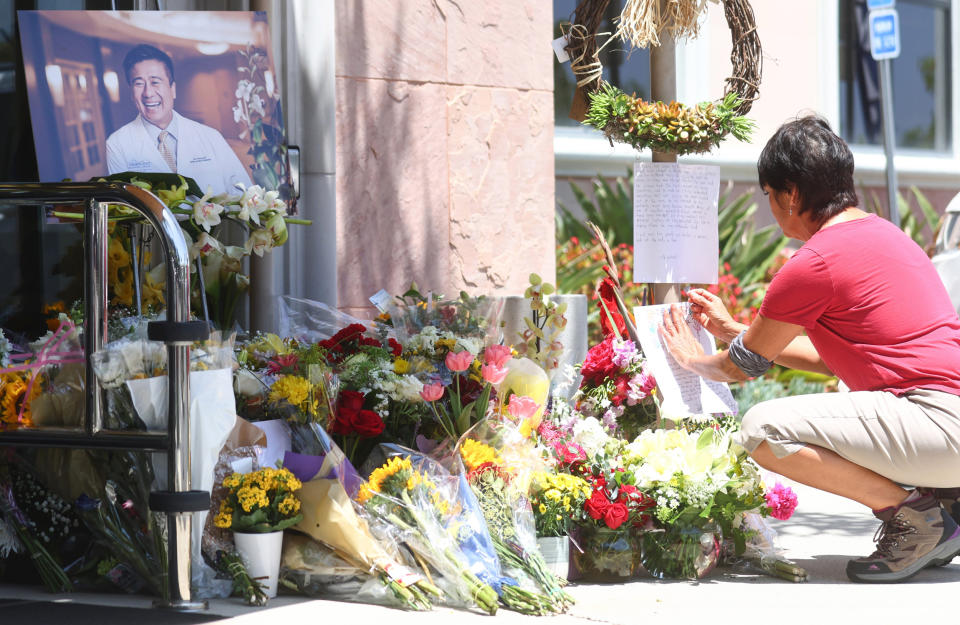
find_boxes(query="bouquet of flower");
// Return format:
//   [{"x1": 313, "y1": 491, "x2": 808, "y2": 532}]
[
  {"x1": 356, "y1": 454, "x2": 499, "y2": 615},
  {"x1": 527, "y1": 471, "x2": 591, "y2": 538},
  {"x1": 0, "y1": 464, "x2": 71, "y2": 592},
  {"x1": 577, "y1": 334, "x2": 658, "y2": 440},
  {"x1": 458, "y1": 432, "x2": 573, "y2": 613},
  {"x1": 385, "y1": 285, "x2": 502, "y2": 349},
  {"x1": 290, "y1": 476, "x2": 441, "y2": 610},
  {"x1": 213, "y1": 467, "x2": 304, "y2": 533}
]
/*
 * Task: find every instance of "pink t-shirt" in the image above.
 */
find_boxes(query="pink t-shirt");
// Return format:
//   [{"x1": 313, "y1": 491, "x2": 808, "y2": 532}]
[{"x1": 759, "y1": 214, "x2": 960, "y2": 395}]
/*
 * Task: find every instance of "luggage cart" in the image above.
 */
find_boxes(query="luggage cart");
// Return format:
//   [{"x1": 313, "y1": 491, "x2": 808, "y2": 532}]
[{"x1": 0, "y1": 182, "x2": 210, "y2": 611}]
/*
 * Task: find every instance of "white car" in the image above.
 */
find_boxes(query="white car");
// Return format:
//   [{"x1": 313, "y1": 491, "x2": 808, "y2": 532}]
[{"x1": 932, "y1": 192, "x2": 960, "y2": 315}]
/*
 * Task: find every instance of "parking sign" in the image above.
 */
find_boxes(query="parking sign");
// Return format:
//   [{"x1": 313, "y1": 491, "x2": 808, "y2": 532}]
[{"x1": 869, "y1": 9, "x2": 900, "y2": 61}]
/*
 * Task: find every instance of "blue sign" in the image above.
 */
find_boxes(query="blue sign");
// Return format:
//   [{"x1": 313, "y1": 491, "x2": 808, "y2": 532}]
[
  {"x1": 869, "y1": 9, "x2": 900, "y2": 61},
  {"x1": 867, "y1": 0, "x2": 895, "y2": 9}
]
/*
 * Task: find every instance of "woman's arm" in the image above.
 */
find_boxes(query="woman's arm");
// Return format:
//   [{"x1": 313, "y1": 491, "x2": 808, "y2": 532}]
[
  {"x1": 685, "y1": 288, "x2": 831, "y2": 375},
  {"x1": 660, "y1": 307, "x2": 813, "y2": 382}
]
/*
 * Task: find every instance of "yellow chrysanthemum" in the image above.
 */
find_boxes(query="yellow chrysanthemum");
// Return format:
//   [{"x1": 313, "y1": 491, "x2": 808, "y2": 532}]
[
  {"x1": 269, "y1": 375, "x2": 312, "y2": 408},
  {"x1": 393, "y1": 358, "x2": 411, "y2": 374}
]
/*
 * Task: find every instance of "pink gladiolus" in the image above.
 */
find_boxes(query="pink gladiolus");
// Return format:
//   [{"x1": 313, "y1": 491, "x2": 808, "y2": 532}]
[
  {"x1": 419, "y1": 382, "x2": 444, "y2": 402},
  {"x1": 765, "y1": 482, "x2": 798, "y2": 521},
  {"x1": 484, "y1": 344, "x2": 512, "y2": 368},
  {"x1": 481, "y1": 363, "x2": 508, "y2": 385},
  {"x1": 507, "y1": 394, "x2": 539, "y2": 421},
  {"x1": 445, "y1": 350, "x2": 474, "y2": 372}
]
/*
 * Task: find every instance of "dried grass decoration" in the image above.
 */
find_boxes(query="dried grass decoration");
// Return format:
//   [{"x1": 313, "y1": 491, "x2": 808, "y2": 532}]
[{"x1": 565, "y1": 0, "x2": 761, "y2": 155}]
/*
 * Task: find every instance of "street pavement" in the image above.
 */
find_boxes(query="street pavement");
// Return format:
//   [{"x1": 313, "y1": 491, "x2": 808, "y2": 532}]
[{"x1": 3, "y1": 480, "x2": 959, "y2": 624}]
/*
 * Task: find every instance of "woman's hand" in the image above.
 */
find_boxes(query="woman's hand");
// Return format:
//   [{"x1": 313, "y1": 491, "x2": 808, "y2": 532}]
[
  {"x1": 687, "y1": 288, "x2": 745, "y2": 344},
  {"x1": 659, "y1": 304, "x2": 704, "y2": 370}
]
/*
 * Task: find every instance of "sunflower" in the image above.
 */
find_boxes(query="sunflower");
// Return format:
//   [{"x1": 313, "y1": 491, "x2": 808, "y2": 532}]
[
  {"x1": 0, "y1": 373, "x2": 40, "y2": 426},
  {"x1": 459, "y1": 439, "x2": 503, "y2": 472}
]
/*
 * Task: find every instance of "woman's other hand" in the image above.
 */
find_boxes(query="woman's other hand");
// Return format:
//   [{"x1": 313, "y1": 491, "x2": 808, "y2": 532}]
[
  {"x1": 687, "y1": 288, "x2": 745, "y2": 344},
  {"x1": 659, "y1": 304, "x2": 705, "y2": 370}
]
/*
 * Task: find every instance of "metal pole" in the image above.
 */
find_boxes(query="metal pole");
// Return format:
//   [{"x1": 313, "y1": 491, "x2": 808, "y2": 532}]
[
  {"x1": 83, "y1": 198, "x2": 108, "y2": 435},
  {"x1": 879, "y1": 58, "x2": 899, "y2": 227},
  {"x1": 649, "y1": 6, "x2": 680, "y2": 305}
]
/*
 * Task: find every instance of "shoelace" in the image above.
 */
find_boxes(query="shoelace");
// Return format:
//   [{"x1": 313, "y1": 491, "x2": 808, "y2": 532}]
[{"x1": 872, "y1": 513, "x2": 917, "y2": 557}]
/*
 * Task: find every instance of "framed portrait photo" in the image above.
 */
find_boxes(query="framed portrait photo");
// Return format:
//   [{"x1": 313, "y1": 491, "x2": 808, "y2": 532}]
[{"x1": 18, "y1": 10, "x2": 289, "y2": 197}]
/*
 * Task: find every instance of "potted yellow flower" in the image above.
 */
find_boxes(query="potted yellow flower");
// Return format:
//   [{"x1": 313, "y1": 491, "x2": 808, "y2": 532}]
[
  {"x1": 528, "y1": 471, "x2": 591, "y2": 580},
  {"x1": 214, "y1": 467, "x2": 303, "y2": 597}
]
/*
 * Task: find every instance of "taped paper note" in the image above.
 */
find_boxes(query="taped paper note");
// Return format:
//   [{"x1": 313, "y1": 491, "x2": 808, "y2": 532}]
[
  {"x1": 633, "y1": 161, "x2": 720, "y2": 284},
  {"x1": 633, "y1": 303, "x2": 737, "y2": 417}
]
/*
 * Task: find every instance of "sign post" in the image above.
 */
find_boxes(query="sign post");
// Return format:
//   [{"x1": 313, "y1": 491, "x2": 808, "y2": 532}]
[{"x1": 868, "y1": 4, "x2": 901, "y2": 226}]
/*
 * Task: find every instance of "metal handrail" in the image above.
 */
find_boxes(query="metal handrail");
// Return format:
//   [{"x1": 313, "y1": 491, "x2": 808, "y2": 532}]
[{"x1": 0, "y1": 182, "x2": 204, "y2": 610}]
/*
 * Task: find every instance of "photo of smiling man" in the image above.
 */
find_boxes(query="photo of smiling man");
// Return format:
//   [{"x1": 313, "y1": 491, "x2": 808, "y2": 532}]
[{"x1": 106, "y1": 44, "x2": 252, "y2": 195}]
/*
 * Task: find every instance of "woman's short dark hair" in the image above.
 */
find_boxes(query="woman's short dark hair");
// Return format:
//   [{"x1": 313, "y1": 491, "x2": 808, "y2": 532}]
[
  {"x1": 122, "y1": 44, "x2": 175, "y2": 85},
  {"x1": 757, "y1": 115, "x2": 858, "y2": 223}
]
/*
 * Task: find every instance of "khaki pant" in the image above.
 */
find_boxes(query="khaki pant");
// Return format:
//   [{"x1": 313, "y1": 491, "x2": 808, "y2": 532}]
[{"x1": 734, "y1": 388, "x2": 960, "y2": 488}]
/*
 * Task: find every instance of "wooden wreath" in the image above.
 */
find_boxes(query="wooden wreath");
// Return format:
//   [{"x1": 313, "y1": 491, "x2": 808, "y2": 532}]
[{"x1": 564, "y1": 0, "x2": 762, "y2": 155}]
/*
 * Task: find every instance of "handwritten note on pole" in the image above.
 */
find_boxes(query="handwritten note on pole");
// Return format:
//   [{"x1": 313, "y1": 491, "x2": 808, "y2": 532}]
[
  {"x1": 633, "y1": 161, "x2": 720, "y2": 284},
  {"x1": 633, "y1": 303, "x2": 738, "y2": 417}
]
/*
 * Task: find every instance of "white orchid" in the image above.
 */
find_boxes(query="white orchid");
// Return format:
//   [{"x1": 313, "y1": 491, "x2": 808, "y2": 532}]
[
  {"x1": 245, "y1": 228, "x2": 274, "y2": 257},
  {"x1": 234, "y1": 183, "x2": 270, "y2": 225},
  {"x1": 191, "y1": 232, "x2": 223, "y2": 259},
  {"x1": 192, "y1": 188, "x2": 225, "y2": 232}
]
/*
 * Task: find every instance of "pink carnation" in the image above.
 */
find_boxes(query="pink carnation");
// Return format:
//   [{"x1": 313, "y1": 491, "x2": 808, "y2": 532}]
[{"x1": 765, "y1": 482, "x2": 798, "y2": 521}]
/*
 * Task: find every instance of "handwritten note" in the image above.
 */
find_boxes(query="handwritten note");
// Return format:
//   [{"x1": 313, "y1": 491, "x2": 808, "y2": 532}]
[
  {"x1": 633, "y1": 303, "x2": 738, "y2": 417},
  {"x1": 633, "y1": 161, "x2": 720, "y2": 284}
]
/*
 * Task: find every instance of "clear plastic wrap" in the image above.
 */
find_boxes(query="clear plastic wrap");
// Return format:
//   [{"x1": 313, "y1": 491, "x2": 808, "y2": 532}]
[
  {"x1": 725, "y1": 511, "x2": 808, "y2": 582},
  {"x1": 385, "y1": 293, "x2": 503, "y2": 349},
  {"x1": 278, "y1": 295, "x2": 374, "y2": 344}
]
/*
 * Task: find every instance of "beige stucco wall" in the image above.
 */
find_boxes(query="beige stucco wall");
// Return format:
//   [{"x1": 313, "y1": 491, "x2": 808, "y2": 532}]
[{"x1": 334, "y1": 2, "x2": 556, "y2": 317}]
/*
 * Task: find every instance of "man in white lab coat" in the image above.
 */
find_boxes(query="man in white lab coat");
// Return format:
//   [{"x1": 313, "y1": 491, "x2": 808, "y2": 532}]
[{"x1": 106, "y1": 44, "x2": 252, "y2": 196}]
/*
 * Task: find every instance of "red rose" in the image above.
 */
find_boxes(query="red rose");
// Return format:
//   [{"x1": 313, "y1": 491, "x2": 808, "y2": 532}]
[
  {"x1": 352, "y1": 409, "x2": 385, "y2": 438},
  {"x1": 330, "y1": 390, "x2": 366, "y2": 435},
  {"x1": 584, "y1": 489, "x2": 611, "y2": 521},
  {"x1": 603, "y1": 502, "x2": 629, "y2": 529},
  {"x1": 580, "y1": 336, "x2": 619, "y2": 386}
]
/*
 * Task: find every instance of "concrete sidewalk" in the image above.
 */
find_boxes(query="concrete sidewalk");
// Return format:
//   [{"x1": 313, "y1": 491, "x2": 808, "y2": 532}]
[{"x1": 3, "y1": 482, "x2": 959, "y2": 624}]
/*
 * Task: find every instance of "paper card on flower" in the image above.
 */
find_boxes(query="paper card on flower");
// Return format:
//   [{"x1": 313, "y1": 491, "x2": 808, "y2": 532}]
[
  {"x1": 632, "y1": 161, "x2": 720, "y2": 284},
  {"x1": 633, "y1": 303, "x2": 738, "y2": 417}
]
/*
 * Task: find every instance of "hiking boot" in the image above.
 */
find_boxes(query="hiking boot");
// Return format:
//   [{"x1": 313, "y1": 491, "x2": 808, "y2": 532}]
[
  {"x1": 928, "y1": 487, "x2": 960, "y2": 566},
  {"x1": 846, "y1": 491, "x2": 960, "y2": 583}
]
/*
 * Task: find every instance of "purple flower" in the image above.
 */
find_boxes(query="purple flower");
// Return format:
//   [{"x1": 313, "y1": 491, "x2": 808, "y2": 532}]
[{"x1": 611, "y1": 339, "x2": 637, "y2": 369}]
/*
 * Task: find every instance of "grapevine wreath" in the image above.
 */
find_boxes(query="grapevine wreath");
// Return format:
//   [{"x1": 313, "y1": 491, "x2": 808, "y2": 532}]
[{"x1": 563, "y1": 0, "x2": 762, "y2": 155}]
